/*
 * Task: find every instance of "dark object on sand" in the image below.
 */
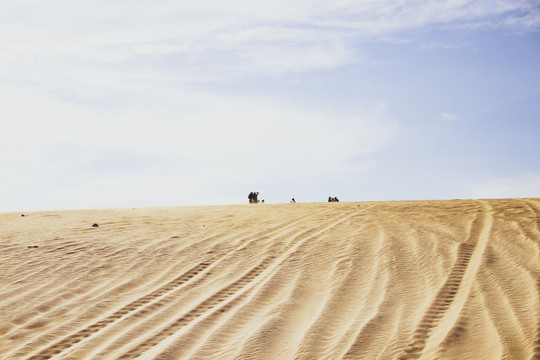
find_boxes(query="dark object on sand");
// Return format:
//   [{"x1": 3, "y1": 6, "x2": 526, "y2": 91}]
[
  {"x1": 21, "y1": 214, "x2": 26, "y2": 217},
  {"x1": 27, "y1": 245, "x2": 39, "y2": 248},
  {"x1": 92, "y1": 223, "x2": 99, "y2": 227},
  {"x1": 248, "y1": 191, "x2": 260, "y2": 204}
]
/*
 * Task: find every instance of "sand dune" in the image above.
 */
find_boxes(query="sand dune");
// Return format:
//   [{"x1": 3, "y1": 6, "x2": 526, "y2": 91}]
[{"x1": 1, "y1": 198, "x2": 539, "y2": 360}]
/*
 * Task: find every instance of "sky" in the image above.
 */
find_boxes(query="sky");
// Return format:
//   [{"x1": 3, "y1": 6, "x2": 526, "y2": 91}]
[{"x1": 1, "y1": 0, "x2": 539, "y2": 211}]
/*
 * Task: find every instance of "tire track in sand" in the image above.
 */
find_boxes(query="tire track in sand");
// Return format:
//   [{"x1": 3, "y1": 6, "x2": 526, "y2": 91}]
[
  {"x1": 151, "y1": 207, "x2": 375, "y2": 360},
  {"x1": 25, "y1": 262, "x2": 210, "y2": 360},
  {"x1": 115, "y1": 209, "x2": 357, "y2": 359},
  {"x1": 399, "y1": 201, "x2": 493, "y2": 360},
  {"x1": 522, "y1": 199, "x2": 540, "y2": 360},
  {"x1": 24, "y1": 207, "x2": 333, "y2": 360},
  {"x1": 76, "y1": 208, "x2": 335, "y2": 359}
]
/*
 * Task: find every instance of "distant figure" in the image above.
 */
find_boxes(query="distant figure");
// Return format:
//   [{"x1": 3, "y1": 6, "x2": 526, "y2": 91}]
[
  {"x1": 261, "y1": 200, "x2": 264, "y2": 204},
  {"x1": 253, "y1": 192, "x2": 259, "y2": 204},
  {"x1": 328, "y1": 196, "x2": 339, "y2": 202},
  {"x1": 248, "y1": 192, "x2": 254, "y2": 204},
  {"x1": 291, "y1": 198, "x2": 296, "y2": 203}
]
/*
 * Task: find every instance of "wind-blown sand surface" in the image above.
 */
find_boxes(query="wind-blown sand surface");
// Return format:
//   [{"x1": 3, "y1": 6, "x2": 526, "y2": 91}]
[{"x1": 1, "y1": 199, "x2": 539, "y2": 360}]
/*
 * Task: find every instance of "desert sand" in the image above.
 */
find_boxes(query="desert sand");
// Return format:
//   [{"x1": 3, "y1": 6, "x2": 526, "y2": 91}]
[{"x1": 1, "y1": 198, "x2": 539, "y2": 360}]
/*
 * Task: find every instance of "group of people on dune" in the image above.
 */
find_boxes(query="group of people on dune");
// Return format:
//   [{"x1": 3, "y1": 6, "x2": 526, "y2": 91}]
[
  {"x1": 248, "y1": 192, "x2": 261, "y2": 204},
  {"x1": 248, "y1": 192, "x2": 340, "y2": 204}
]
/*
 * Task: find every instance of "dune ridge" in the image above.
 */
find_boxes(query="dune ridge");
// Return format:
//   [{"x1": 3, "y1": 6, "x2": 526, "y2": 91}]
[{"x1": 1, "y1": 198, "x2": 539, "y2": 359}]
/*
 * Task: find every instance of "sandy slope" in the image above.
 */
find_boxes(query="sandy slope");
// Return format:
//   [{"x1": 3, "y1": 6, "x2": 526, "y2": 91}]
[{"x1": 1, "y1": 199, "x2": 539, "y2": 360}]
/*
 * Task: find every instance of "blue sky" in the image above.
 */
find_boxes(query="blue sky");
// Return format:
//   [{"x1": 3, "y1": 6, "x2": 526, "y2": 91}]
[{"x1": 1, "y1": 0, "x2": 539, "y2": 211}]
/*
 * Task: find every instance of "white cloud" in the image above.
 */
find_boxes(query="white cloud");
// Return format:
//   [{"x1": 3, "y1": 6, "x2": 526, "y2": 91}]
[
  {"x1": 1, "y1": 1, "x2": 537, "y2": 78},
  {"x1": 0, "y1": 81, "x2": 396, "y2": 166},
  {"x1": 440, "y1": 112, "x2": 458, "y2": 122}
]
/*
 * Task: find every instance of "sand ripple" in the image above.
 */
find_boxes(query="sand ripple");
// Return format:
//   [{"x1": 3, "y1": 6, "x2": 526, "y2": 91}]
[{"x1": 1, "y1": 199, "x2": 539, "y2": 359}]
